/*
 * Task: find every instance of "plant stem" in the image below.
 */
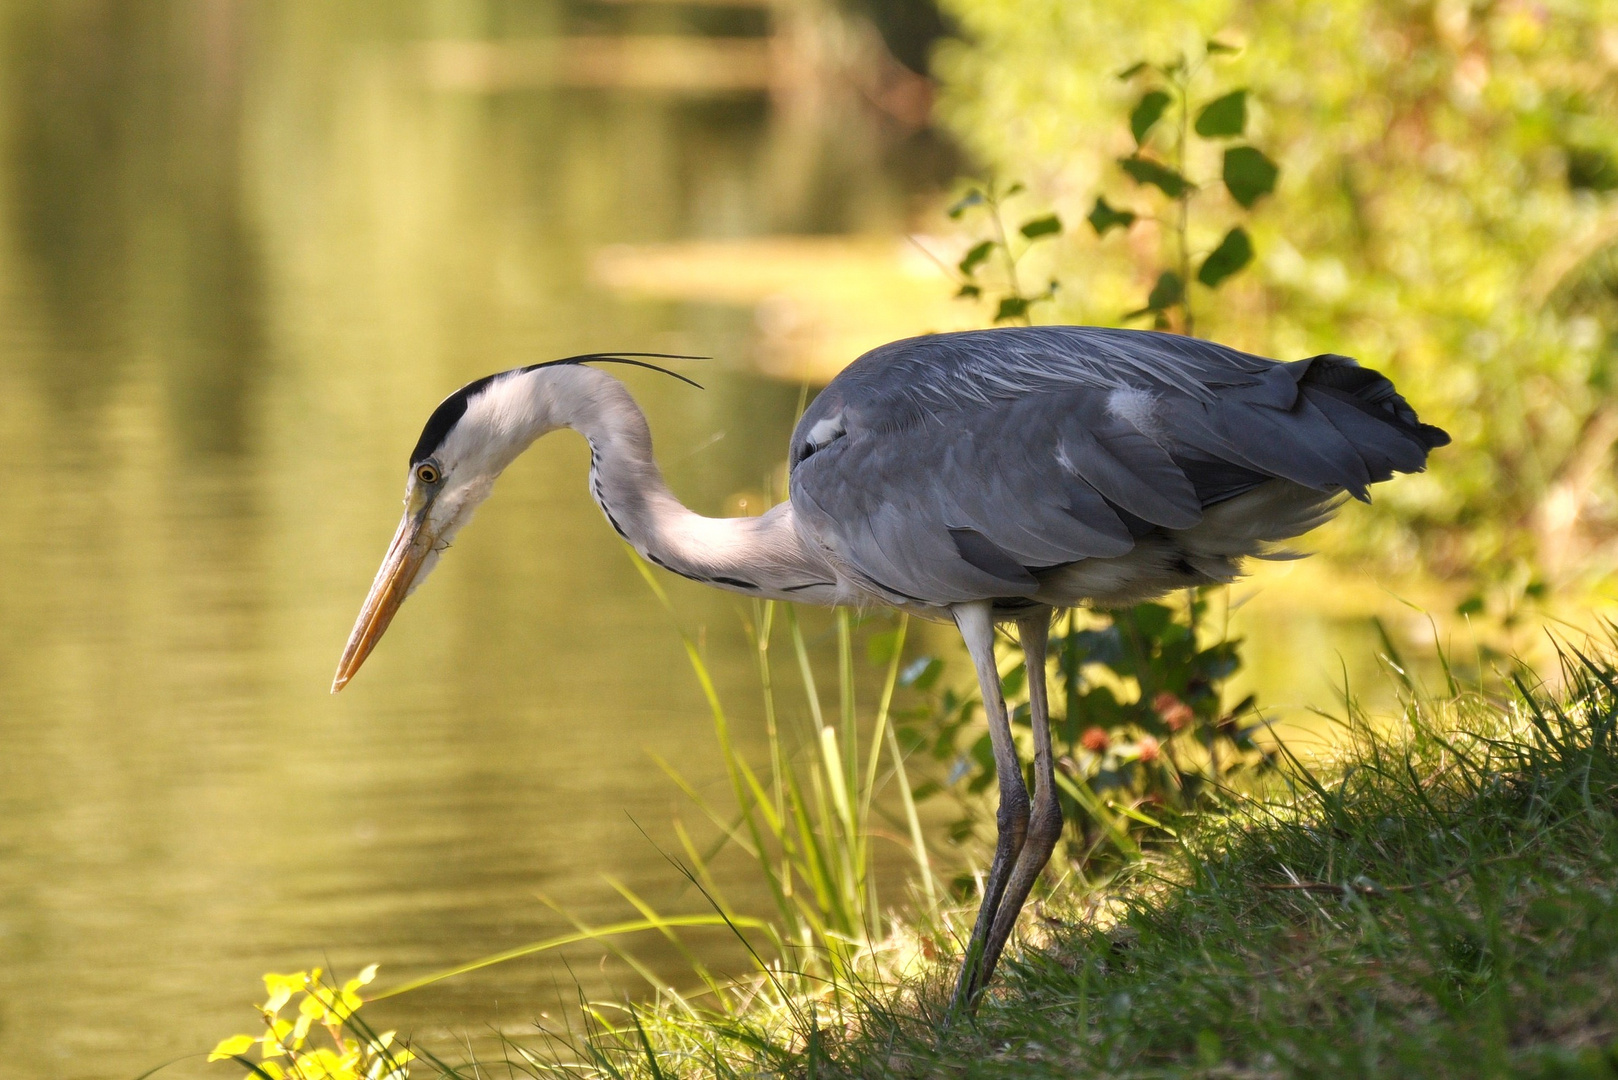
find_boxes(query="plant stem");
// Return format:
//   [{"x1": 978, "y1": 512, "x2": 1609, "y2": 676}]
[
  {"x1": 987, "y1": 187, "x2": 1032, "y2": 325},
  {"x1": 1175, "y1": 71, "x2": 1195, "y2": 337}
]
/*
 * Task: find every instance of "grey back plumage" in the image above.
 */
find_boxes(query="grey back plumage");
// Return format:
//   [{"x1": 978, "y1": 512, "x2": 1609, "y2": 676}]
[{"x1": 787, "y1": 327, "x2": 1447, "y2": 608}]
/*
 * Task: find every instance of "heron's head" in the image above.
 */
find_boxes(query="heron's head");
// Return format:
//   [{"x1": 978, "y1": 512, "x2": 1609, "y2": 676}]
[{"x1": 331, "y1": 368, "x2": 558, "y2": 692}]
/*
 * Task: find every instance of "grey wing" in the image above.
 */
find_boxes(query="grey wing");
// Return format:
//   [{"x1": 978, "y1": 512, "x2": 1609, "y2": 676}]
[
  {"x1": 788, "y1": 386, "x2": 1208, "y2": 606},
  {"x1": 787, "y1": 327, "x2": 1447, "y2": 608}
]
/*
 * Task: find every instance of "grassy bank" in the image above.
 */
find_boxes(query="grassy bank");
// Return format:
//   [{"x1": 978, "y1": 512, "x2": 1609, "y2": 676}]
[
  {"x1": 485, "y1": 638, "x2": 1618, "y2": 1080},
  {"x1": 200, "y1": 630, "x2": 1618, "y2": 1080}
]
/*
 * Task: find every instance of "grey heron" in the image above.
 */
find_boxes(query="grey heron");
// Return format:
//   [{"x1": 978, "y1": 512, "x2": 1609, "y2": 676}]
[{"x1": 332, "y1": 326, "x2": 1447, "y2": 1007}]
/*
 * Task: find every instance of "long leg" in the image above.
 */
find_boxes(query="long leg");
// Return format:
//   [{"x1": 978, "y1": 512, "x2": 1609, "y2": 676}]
[
  {"x1": 949, "y1": 602, "x2": 1029, "y2": 1014},
  {"x1": 965, "y1": 612, "x2": 1063, "y2": 1003}
]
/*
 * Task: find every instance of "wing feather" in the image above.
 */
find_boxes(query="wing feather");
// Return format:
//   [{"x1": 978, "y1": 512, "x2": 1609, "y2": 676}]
[
  {"x1": 787, "y1": 327, "x2": 1445, "y2": 608},
  {"x1": 1056, "y1": 394, "x2": 1201, "y2": 527}
]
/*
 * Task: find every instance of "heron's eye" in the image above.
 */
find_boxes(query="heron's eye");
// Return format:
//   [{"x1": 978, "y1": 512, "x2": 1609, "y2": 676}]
[{"x1": 415, "y1": 463, "x2": 441, "y2": 485}]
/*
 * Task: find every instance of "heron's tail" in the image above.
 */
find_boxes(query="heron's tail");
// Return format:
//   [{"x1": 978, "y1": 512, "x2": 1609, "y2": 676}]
[{"x1": 1293, "y1": 353, "x2": 1450, "y2": 451}]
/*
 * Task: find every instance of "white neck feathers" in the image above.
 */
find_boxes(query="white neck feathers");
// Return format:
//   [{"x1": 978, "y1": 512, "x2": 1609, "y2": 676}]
[{"x1": 471, "y1": 365, "x2": 838, "y2": 600}]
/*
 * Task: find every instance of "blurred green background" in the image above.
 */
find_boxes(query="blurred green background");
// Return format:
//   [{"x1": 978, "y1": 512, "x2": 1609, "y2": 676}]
[{"x1": 0, "y1": 1, "x2": 1612, "y2": 1077}]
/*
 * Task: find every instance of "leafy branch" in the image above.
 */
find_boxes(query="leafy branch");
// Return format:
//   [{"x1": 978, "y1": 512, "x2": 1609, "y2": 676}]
[
  {"x1": 1096, "y1": 41, "x2": 1279, "y2": 333},
  {"x1": 945, "y1": 180, "x2": 1062, "y2": 325}
]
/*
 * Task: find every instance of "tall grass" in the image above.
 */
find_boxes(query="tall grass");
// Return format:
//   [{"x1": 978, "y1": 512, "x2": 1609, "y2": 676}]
[
  {"x1": 369, "y1": 558, "x2": 954, "y2": 1073},
  {"x1": 628, "y1": 555, "x2": 943, "y2": 997},
  {"x1": 392, "y1": 625, "x2": 1618, "y2": 1079}
]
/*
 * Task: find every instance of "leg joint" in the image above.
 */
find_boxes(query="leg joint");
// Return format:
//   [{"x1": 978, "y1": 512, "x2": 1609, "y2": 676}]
[
  {"x1": 997, "y1": 790, "x2": 1030, "y2": 830},
  {"x1": 1028, "y1": 800, "x2": 1064, "y2": 845}
]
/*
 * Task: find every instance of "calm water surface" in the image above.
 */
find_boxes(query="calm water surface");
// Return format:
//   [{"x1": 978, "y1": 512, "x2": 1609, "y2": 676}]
[
  {"x1": 0, "y1": 7, "x2": 912, "y2": 1075},
  {"x1": 0, "y1": 7, "x2": 1421, "y2": 1077}
]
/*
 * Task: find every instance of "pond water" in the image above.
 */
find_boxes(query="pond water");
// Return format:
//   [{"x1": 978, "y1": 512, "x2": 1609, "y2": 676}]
[{"x1": 0, "y1": 7, "x2": 1445, "y2": 1079}]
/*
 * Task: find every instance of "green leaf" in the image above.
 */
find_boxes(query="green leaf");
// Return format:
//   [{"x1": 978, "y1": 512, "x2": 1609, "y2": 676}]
[
  {"x1": 994, "y1": 296, "x2": 1032, "y2": 322},
  {"x1": 1130, "y1": 90, "x2": 1172, "y2": 145},
  {"x1": 900, "y1": 656, "x2": 943, "y2": 690},
  {"x1": 1145, "y1": 270, "x2": 1184, "y2": 311},
  {"x1": 956, "y1": 283, "x2": 981, "y2": 299},
  {"x1": 1568, "y1": 146, "x2": 1618, "y2": 191},
  {"x1": 1116, "y1": 60, "x2": 1149, "y2": 80},
  {"x1": 1088, "y1": 196, "x2": 1137, "y2": 235},
  {"x1": 1120, "y1": 156, "x2": 1193, "y2": 198},
  {"x1": 947, "y1": 189, "x2": 985, "y2": 219},
  {"x1": 1206, "y1": 39, "x2": 1240, "y2": 55},
  {"x1": 1196, "y1": 226, "x2": 1253, "y2": 287},
  {"x1": 957, "y1": 239, "x2": 994, "y2": 276},
  {"x1": 1195, "y1": 90, "x2": 1247, "y2": 138},
  {"x1": 1223, "y1": 146, "x2": 1278, "y2": 206},
  {"x1": 1019, "y1": 213, "x2": 1062, "y2": 240}
]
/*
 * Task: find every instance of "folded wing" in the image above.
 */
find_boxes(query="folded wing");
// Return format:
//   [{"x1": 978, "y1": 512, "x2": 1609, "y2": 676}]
[{"x1": 788, "y1": 328, "x2": 1446, "y2": 607}]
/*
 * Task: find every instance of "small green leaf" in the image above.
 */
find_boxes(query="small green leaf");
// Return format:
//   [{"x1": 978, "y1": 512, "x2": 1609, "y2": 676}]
[
  {"x1": 956, "y1": 283, "x2": 981, "y2": 299},
  {"x1": 947, "y1": 189, "x2": 985, "y2": 219},
  {"x1": 1130, "y1": 90, "x2": 1172, "y2": 145},
  {"x1": 994, "y1": 296, "x2": 1032, "y2": 322},
  {"x1": 1568, "y1": 146, "x2": 1618, "y2": 191},
  {"x1": 1004, "y1": 181, "x2": 1026, "y2": 197},
  {"x1": 1456, "y1": 595, "x2": 1485, "y2": 616},
  {"x1": 957, "y1": 240, "x2": 994, "y2": 276},
  {"x1": 1087, "y1": 196, "x2": 1136, "y2": 235},
  {"x1": 900, "y1": 656, "x2": 943, "y2": 690},
  {"x1": 1116, "y1": 60, "x2": 1149, "y2": 80},
  {"x1": 1149, "y1": 271, "x2": 1184, "y2": 309},
  {"x1": 1223, "y1": 146, "x2": 1278, "y2": 206},
  {"x1": 1194, "y1": 90, "x2": 1246, "y2": 138},
  {"x1": 1120, "y1": 156, "x2": 1193, "y2": 198},
  {"x1": 1206, "y1": 39, "x2": 1240, "y2": 55},
  {"x1": 1125, "y1": 271, "x2": 1184, "y2": 319},
  {"x1": 1019, "y1": 213, "x2": 1062, "y2": 240},
  {"x1": 1196, "y1": 227, "x2": 1253, "y2": 287}
]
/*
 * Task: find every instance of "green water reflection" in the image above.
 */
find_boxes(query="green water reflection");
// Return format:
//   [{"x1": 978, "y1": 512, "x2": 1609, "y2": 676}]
[
  {"x1": 0, "y1": 5, "x2": 911, "y2": 1076},
  {"x1": 0, "y1": 6, "x2": 1432, "y2": 1078}
]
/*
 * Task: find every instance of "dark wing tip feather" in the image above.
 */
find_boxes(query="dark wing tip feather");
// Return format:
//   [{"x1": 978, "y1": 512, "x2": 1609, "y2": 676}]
[
  {"x1": 1418, "y1": 423, "x2": 1451, "y2": 449},
  {"x1": 1295, "y1": 351, "x2": 1449, "y2": 465}
]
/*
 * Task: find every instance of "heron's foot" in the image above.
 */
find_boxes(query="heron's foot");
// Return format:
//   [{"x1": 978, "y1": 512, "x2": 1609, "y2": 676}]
[
  {"x1": 947, "y1": 796, "x2": 1030, "y2": 1017},
  {"x1": 969, "y1": 797, "x2": 1064, "y2": 1003}
]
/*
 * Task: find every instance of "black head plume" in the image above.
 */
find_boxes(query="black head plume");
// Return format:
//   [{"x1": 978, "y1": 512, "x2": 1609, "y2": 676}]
[{"x1": 408, "y1": 352, "x2": 707, "y2": 465}]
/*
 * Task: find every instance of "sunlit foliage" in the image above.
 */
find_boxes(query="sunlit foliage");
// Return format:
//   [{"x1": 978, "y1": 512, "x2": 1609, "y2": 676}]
[
  {"x1": 206, "y1": 966, "x2": 412, "y2": 1080},
  {"x1": 901, "y1": 597, "x2": 1274, "y2": 879},
  {"x1": 932, "y1": 0, "x2": 1618, "y2": 602}
]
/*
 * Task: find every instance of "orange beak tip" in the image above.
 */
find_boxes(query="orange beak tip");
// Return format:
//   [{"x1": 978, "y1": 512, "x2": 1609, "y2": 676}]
[{"x1": 333, "y1": 510, "x2": 432, "y2": 697}]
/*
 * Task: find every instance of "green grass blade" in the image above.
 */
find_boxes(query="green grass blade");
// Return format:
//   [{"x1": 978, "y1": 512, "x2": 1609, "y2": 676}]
[
  {"x1": 371, "y1": 914, "x2": 767, "y2": 999},
  {"x1": 885, "y1": 718, "x2": 938, "y2": 912}
]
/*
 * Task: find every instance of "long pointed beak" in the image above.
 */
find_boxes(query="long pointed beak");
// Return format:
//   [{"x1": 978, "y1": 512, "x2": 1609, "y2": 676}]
[{"x1": 332, "y1": 508, "x2": 434, "y2": 693}]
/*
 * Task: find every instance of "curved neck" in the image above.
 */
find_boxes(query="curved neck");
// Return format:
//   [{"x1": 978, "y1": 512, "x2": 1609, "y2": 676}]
[{"x1": 535, "y1": 366, "x2": 836, "y2": 599}]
